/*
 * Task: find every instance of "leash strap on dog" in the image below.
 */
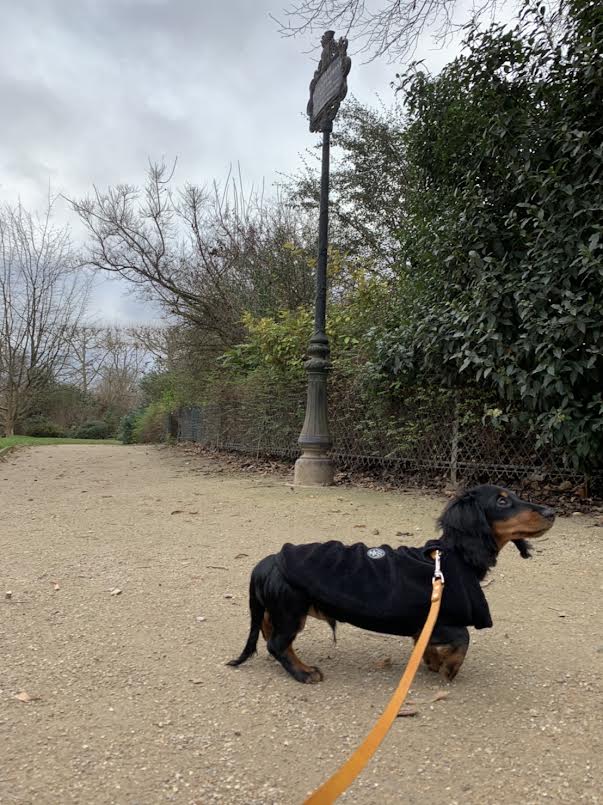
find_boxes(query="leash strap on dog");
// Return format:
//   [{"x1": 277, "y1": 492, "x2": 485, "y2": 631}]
[{"x1": 303, "y1": 550, "x2": 445, "y2": 805}]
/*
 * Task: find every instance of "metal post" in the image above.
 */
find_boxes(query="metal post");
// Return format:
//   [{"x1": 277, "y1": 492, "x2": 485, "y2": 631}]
[
  {"x1": 294, "y1": 123, "x2": 335, "y2": 485},
  {"x1": 294, "y1": 30, "x2": 350, "y2": 485}
]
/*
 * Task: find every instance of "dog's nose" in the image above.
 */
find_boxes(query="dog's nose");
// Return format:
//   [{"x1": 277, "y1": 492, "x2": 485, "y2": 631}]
[{"x1": 541, "y1": 507, "x2": 555, "y2": 521}]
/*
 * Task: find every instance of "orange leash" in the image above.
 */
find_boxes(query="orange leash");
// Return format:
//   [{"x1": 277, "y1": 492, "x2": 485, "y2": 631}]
[{"x1": 303, "y1": 552, "x2": 445, "y2": 805}]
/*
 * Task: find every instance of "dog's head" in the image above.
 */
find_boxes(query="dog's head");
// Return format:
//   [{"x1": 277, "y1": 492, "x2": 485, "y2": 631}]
[{"x1": 438, "y1": 485, "x2": 555, "y2": 578}]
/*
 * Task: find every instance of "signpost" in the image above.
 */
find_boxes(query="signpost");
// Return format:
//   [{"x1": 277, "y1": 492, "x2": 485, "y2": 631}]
[{"x1": 294, "y1": 32, "x2": 351, "y2": 486}]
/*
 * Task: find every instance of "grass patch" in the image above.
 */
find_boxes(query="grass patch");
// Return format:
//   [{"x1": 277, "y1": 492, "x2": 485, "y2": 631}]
[{"x1": 0, "y1": 436, "x2": 120, "y2": 448}]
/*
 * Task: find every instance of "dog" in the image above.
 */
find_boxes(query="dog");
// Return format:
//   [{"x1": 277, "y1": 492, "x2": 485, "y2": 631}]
[{"x1": 227, "y1": 485, "x2": 554, "y2": 683}]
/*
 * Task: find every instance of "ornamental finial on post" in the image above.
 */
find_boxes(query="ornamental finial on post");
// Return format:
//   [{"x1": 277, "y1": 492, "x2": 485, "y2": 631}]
[{"x1": 307, "y1": 32, "x2": 352, "y2": 133}]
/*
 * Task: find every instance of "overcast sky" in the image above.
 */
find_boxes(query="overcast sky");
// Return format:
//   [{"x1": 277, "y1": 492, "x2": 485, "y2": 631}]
[{"x1": 0, "y1": 0, "x2": 503, "y2": 324}]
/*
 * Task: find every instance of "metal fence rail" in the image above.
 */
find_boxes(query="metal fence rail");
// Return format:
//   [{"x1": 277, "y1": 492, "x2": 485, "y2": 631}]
[{"x1": 175, "y1": 388, "x2": 601, "y2": 493}]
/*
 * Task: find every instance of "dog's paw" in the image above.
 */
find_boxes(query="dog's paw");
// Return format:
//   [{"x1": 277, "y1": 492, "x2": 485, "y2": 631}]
[
  {"x1": 304, "y1": 667, "x2": 324, "y2": 684},
  {"x1": 422, "y1": 646, "x2": 443, "y2": 673}
]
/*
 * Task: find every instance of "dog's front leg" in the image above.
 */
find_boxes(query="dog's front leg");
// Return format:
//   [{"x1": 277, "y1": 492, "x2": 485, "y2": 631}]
[{"x1": 417, "y1": 625, "x2": 470, "y2": 682}]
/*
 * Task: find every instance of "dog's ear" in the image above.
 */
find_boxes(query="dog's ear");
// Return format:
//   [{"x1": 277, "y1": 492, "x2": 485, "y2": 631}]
[
  {"x1": 438, "y1": 492, "x2": 498, "y2": 577},
  {"x1": 512, "y1": 538, "x2": 532, "y2": 559}
]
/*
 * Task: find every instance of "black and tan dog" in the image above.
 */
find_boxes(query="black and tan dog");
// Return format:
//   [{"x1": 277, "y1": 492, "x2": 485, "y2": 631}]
[{"x1": 227, "y1": 485, "x2": 554, "y2": 683}]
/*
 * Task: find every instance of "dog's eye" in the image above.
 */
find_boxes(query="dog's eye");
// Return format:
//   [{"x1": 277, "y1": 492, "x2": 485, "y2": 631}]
[{"x1": 496, "y1": 496, "x2": 511, "y2": 507}]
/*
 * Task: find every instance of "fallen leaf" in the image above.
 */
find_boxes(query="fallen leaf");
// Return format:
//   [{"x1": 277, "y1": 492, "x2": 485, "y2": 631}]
[
  {"x1": 397, "y1": 706, "x2": 419, "y2": 718},
  {"x1": 374, "y1": 657, "x2": 392, "y2": 670},
  {"x1": 14, "y1": 691, "x2": 40, "y2": 703},
  {"x1": 431, "y1": 690, "x2": 449, "y2": 703},
  {"x1": 110, "y1": 588, "x2": 122, "y2": 596}
]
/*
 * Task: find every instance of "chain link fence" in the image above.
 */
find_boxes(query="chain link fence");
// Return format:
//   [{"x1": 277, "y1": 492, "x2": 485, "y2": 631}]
[{"x1": 174, "y1": 381, "x2": 601, "y2": 494}]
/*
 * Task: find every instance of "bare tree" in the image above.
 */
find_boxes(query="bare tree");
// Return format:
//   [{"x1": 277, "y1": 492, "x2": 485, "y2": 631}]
[
  {"x1": 64, "y1": 324, "x2": 161, "y2": 417},
  {"x1": 70, "y1": 162, "x2": 316, "y2": 351},
  {"x1": 65, "y1": 324, "x2": 112, "y2": 394},
  {"x1": 275, "y1": 0, "x2": 503, "y2": 61},
  {"x1": 128, "y1": 324, "x2": 178, "y2": 369},
  {"x1": 0, "y1": 201, "x2": 90, "y2": 436},
  {"x1": 93, "y1": 326, "x2": 153, "y2": 417}
]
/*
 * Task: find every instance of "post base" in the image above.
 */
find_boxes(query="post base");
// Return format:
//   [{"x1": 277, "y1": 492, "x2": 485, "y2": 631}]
[{"x1": 293, "y1": 452, "x2": 335, "y2": 486}]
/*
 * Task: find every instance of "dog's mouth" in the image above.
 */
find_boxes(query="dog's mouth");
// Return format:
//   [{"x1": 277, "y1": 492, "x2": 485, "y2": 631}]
[
  {"x1": 494, "y1": 511, "x2": 554, "y2": 544},
  {"x1": 512, "y1": 525, "x2": 551, "y2": 540}
]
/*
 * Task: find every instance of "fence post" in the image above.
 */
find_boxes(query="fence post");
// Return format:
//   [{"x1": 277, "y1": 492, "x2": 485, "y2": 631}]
[
  {"x1": 450, "y1": 393, "x2": 460, "y2": 486},
  {"x1": 164, "y1": 412, "x2": 179, "y2": 442}
]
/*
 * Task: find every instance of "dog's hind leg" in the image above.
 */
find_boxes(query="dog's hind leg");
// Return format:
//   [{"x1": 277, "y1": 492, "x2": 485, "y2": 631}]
[
  {"x1": 261, "y1": 613, "x2": 272, "y2": 641},
  {"x1": 267, "y1": 613, "x2": 323, "y2": 684}
]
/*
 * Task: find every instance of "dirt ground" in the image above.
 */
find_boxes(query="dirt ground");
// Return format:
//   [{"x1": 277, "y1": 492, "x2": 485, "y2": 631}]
[{"x1": 1, "y1": 445, "x2": 601, "y2": 805}]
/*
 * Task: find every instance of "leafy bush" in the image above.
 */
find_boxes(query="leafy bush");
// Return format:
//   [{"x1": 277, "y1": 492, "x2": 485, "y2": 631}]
[
  {"x1": 220, "y1": 270, "x2": 393, "y2": 383},
  {"x1": 220, "y1": 309, "x2": 312, "y2": 378},
  {"x1": 22, "y1": 417, "x2": 64, "y2": 438},
  {"x1": 132, "y1": 402, "x2": 168, "y2": 444},
  {"x1": 376, "y1": 0, "x2": 603, "y2": 471},
  {"x1": 71, "y1": 420, "x2": 112, "y2": 440},
  {"x1": 118, "y1": 409, "x2": 144, "y2": 444}
]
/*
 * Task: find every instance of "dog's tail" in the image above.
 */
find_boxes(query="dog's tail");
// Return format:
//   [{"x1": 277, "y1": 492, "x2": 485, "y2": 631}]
[{"x1": 226, "y1": 576, "x2": 265, "y2": 667}]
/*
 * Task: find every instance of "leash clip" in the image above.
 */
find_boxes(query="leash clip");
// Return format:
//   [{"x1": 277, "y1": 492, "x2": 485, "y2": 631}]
[{"x1": 433, "y1": 549, "x2": 444, "y2": 583}]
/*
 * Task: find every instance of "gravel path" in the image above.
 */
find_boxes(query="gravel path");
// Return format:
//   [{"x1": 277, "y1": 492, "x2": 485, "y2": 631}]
[{"x1": 1, "y1": 444, "x2": 601, "y2": 805}]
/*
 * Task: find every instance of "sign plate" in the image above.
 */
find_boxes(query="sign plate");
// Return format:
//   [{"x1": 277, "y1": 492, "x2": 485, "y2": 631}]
[
  {"x1": 312, "y1": 57, "x2": 345, "y2": 122},
  {"x1": 307, "y1": 32, "x2": 351, "y2": 133}
]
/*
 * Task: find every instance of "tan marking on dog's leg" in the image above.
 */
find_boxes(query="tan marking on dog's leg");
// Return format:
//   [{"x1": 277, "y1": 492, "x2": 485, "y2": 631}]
[
  {"x1": 422, "y1": 644, "x2": 443, "y2": 673},
  {"x1": 438, "y1": 644, "x2": 468, "y2": 681},
  {"x1": 422, "y1": 643, "x2": 468, "y2": 680},
  {"x1": 285, "y1": 645, "x2": 324, "y2": 683}
]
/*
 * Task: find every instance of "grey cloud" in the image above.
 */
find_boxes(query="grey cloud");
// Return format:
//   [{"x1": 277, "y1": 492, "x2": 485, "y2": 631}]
[{"x1": 0, "y1": 0, "x2": 465, "y2": 321}]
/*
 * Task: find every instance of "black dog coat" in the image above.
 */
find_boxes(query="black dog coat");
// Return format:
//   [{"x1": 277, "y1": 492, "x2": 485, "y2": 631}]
[{"x1": 276, "y1": 539, "x2": 492, "y2": 636}]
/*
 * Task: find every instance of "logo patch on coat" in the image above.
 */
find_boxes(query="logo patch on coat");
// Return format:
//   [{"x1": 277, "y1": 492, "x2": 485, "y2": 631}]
[{"x1": 367, "y1": 547, "x2": 386, "y2": 559}]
